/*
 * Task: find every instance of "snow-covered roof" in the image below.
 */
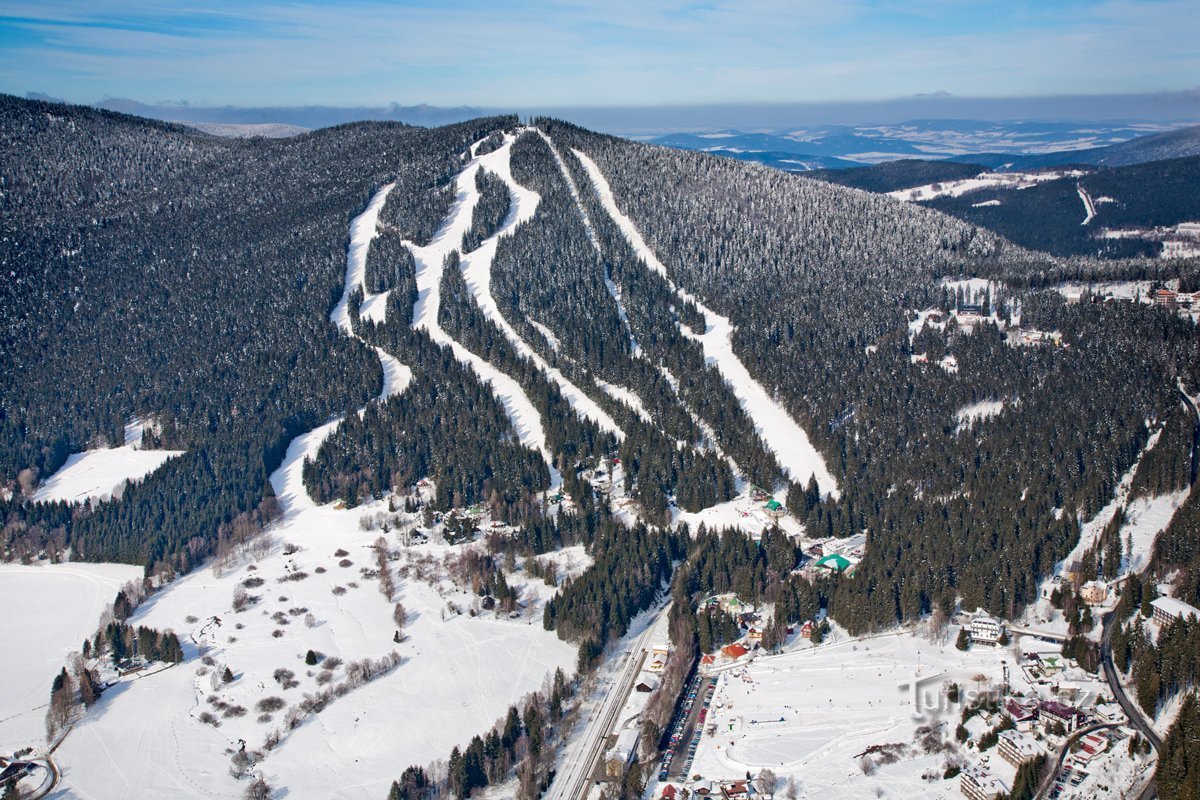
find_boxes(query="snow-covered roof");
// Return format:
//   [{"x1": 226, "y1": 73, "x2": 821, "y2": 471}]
[
  {"x1": 998, "y1": 729, "x2": 1042, "y2": 760},
  {"x1": 1151, "y1": 596, "x2": 1200, "y2": 621}
]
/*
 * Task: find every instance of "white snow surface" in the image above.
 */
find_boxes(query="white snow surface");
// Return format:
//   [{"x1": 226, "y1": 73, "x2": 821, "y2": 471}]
[
  {"x1": 456, "y1": 140, "x2": 622, "y2": 440},
  {"x1": 0, "y1": 561, "x2": 142, "y2": 749},
  {"x1": 32, "y1": 420, "x2": 184, "y2": 504},
  {"x1": 888, "y1": 170, "x2": 1085, "y2": 202},
  {"x1": 678, "y1": 628, "x2": 1035, "y2": 799},
  {"x1": 569, "y1": 145, "x2": 838, "y2": 498},
  {"x1": 330, "y1": 182, "x2": 395, "y2": 335},
  {"x1": 954, "y1": 399, "x2": 1006, "y2": 433},
  {"x1": 1078, "y1": 185, "x2": 1097, "y2": 225}
]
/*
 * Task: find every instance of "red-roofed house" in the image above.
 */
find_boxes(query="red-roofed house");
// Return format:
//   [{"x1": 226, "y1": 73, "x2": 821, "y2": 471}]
[{"x1": 722, "y1": 643, "x2": 749, "y2": 660}]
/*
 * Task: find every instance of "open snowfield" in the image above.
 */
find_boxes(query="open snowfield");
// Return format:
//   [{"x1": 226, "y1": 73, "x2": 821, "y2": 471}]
[
  {"x1": 0, "y1": 562, "x2": 142, "y2": 751},
  {"x1": 887, "y1": 170, "x2": 1085, "y2": 202},
  {"x1": 51, "y1": 483, "x2": 577, "y2": 800},
  {"x1": 568, "y1": 145, "x2": 838, "y2": 499},
  {"x1": 32, "y1": 421, "x2": 184, "y2": 505},
  {"x1": 679, "y1": 629, "x2": 1035, "y2": 799}
]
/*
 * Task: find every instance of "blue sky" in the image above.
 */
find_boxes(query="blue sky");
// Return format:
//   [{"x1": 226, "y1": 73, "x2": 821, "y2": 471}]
[{"x1": 0, "y1": 0, "x2": 1197, "y2": 108}]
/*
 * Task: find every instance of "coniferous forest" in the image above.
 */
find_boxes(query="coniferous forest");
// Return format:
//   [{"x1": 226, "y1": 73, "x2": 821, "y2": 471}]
[{"x1": 4, "y1": 95, "x2": 1200, "y2": 796}]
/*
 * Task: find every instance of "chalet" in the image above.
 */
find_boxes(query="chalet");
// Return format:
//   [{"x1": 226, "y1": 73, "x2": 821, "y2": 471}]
[
  {"x1": 635, "y1": 676, "x2": 660, "y2": 693},
  {"x1": 1155, "y1": 289, "x2": 1178, "y2": 308},
  {"x1": 997, "y1": 730, "x2": 1043, "y2": 767},
  {"x1": 764, "y1": 499, "x2": 785, "y2": 519},
  {"x1": 722, "y1": 643, "x2": 750, "y2": 660},
  {"x1": 970, "y1": 616, "x2": 1003, "y2": 645},
  {"x1": 1093, "y1": 702, "x2": 1124, "y2": 724},
  {"x1": 648, "y1": 643, "x2": 671, "y2": 673},
  {"x1": 1080, "y1": 580, "x2": 1109, "y2": 605},
  {"x1": 959, "y1": 766, "x2": 1006, "y2": 800},
  {"x1": 799, "y1": 620, "x2": 814, "y2": 639},
  {"x1": 1039, "y1": 700, "x2": 1086, "y2": 733},
  {"x1": 805, "y1": 544, "x2": 825, "y2": 559},
  {"x1": 660, "y1": 785, "x2": 678, "y2": 800},
  {"x1": 700, "y1": 654, "x2": 717, "y2": 668},
  {"x1": 1151, "y1": 596, "x2": 1200, "y2": 626},
  {"x1": 720, "y1": 780, "x2": 751, "y2": 800},
  {"x1": 1061, "y1": 560, "x2": 1085, "y2": 584}
]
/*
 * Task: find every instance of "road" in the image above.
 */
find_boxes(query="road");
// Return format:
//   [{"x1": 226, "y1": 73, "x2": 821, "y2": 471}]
[
  {"x1": 1099, "y1": 610, "x2": 1162, "y2": 799},
  {"x1": 1035, "y1": 722, "x2": 1120, "y2": 799},
  {"x1": 545, "y1": 603, "x2": 671, "y2": 800},
  {"x1": 1177, "y1": 387, "x2": 1199, "y2": 486}
]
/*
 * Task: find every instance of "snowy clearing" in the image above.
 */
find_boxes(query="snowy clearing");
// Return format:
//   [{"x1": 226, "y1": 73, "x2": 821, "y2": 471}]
[
  {"x1": 569, "y1": 145, "x2": 838, "y2": 498},
  {"x1": 0, "y1": 561, "x2": 142, "y2": 750},
  {"x1": 954, "y1": 399, "x2": 1006, "y2": 433},
  {"x1": 32, "y1": 420, "x2": 184, "y2": 504},
  {"x1": 677, "y1": 628, "x2": 1034, "y2": 799},
  {"x1": 888, "y1": 170, "x2": 1086, "y2": 202}
]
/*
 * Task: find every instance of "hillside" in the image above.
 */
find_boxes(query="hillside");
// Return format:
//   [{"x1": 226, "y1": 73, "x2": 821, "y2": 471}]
[
  {"x1": 923, "y1": 156, "x2": 1200, "y2": 258},
  {"x1": 4, "y1": 95, "x2": 1200, "y2": 799},
  {"x1": 806, "y1": 158, "x2": 987, "y2": 193}
]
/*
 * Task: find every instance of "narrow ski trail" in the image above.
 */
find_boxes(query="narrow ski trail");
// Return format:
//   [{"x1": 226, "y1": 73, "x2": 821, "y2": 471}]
[
  {"x1": 271, "y1": 182, "x2": 413, "y2": 518},
  {"x1": 566, "y1": 144, "x2": 840, "y2": 499}
]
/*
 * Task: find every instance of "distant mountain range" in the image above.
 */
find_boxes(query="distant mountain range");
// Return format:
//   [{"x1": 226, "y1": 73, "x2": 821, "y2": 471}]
[{"x1": 648, "y1": 119, "x2": 1200, "y2": 171}]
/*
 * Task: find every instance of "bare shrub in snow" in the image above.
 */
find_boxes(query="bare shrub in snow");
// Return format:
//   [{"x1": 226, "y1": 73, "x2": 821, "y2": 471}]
[{"x1": 256, "y1": 696, "x2": 285, "y2": 713}]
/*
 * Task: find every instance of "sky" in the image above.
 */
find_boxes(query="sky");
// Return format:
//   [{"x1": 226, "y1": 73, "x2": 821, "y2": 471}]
[{"x1": 1, "y1": 0, "x2": 1197, "y2": 113}]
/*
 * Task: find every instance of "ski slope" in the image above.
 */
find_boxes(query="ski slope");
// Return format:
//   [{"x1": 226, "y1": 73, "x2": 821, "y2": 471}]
[
  {"x1": 457, "y1": 136, "x2": 623, "y2": 440},
  {"x1": 50, "y1": 167, "x2": 577, "y2": 800},
  {"x1": 568, "y1": 145, "x2": 839, "y2": 498}
]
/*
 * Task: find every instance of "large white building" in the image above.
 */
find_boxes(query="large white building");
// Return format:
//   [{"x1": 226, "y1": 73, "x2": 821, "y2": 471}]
[
  {"x1": 1151, "y1": 596, "x2": 1200, "y2": 626},
  {"x1": 998, "y1": 730, "x2": 1043, "y2": 767},
  {"x1": 970, "y1": 616, "x2": 1003, "y2": 645},
  {"x1": 960, "y1": 765, "x2": 1006, "y2": 800}
]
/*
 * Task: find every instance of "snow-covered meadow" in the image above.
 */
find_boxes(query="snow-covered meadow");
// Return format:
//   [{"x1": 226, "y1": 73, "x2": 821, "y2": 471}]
[{"x1": 0, "y1": 561, "x2": 142, "y2": 750}]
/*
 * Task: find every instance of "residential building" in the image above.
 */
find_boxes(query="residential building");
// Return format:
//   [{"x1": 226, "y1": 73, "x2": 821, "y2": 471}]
[
  {"x1": 1155, "y1": 289, "x2": 1178, "y2": 308},
  {"x1": 998, "y1": 730, "x2": 1043, "y2": 767},
  {"x1": 971, "y1": 616, "x2": 1003, "y2": 645},
  {"x1": 1076, "y1": 732, "x2": 1109, "y2": 762},
  {"x1": 1151, "y1": 596, "x2": 1200, "y2": 626},
  {"x1": 1004, "y1": 698, "x2": 1038, "y2": 732},
  {"x1": 720, "y1": 781, "x2": 750, "y2": 800},
  {"x1": 1080, "y1": 580, "x2": 1109, "y2": 605},
  {"x1": 960, "y1": 766, "x2": 1006, "y2": 800},
  {"x1": 1039, "y1": 700, "x2": 1086, "y2": 733}
]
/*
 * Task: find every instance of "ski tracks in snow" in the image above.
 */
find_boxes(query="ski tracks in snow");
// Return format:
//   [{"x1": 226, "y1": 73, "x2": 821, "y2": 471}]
[{"x1": 566, "y1": 144, "x2": 840, "y2": 499}]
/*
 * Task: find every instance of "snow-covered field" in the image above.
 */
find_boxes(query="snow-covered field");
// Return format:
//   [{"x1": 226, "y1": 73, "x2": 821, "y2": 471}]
[
  {"x1": 0, "y1": 561, "x2": 142, "y2": 750},
  {"x1": 32, "y1": 421, "x2": 183, "y2": 505},
  {"x1": 954, "y1": 399, "x2": 1006, "y2": 433},
  {"x1": 888, "y1": 170, "x2": 1085, "y2": 202},
  {"x1": 674, "y1": 629, "x2": 1031, "y2": 799}
]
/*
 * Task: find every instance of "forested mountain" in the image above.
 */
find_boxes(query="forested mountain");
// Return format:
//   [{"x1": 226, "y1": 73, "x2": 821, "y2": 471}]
[
  {"x1": 4, "y1": 93, "x2": 1198, "y2": 643},
  {"x1": 1, "y1": 94, "x2": 512, "y2": 569},
  {"x1": 923, "y1": 156, "x2": 1200, "y2": 258}
]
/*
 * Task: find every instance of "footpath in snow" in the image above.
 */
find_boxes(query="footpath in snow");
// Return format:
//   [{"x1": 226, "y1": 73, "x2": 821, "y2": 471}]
[{"x1": 566, "y1": 144, "x2": 839, "y2": 498}]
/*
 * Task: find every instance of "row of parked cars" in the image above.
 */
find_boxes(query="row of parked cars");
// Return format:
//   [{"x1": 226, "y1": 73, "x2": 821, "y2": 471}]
[{"x1": 658, "y1": 675, "x2": 717, "y2": 782}]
